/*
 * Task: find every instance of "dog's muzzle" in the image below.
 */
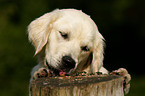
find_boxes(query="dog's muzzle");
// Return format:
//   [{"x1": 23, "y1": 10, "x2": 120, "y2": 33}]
[{"x1": 46, "y1": 56, "x2": 76, "y2": 75}]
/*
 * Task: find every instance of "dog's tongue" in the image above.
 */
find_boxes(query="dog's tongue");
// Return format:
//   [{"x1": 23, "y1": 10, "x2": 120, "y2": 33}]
[{"x1": 59, "y1": 70, "x2": 66, "y2": 76}]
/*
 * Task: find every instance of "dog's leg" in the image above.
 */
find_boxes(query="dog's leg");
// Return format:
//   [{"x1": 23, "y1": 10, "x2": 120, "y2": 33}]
[
  {"x1": 32, "y1": 67, "x2": 50, "y2": 80},
  {"x1": 110, "y1": 68, "x2": 131, "y2": 95},
  {"x1": 99, "y1": 67, "x2": 108, "y2": 74},
  {"x1": 29, "y1": 64, "x2": 51, "y2": 96}
]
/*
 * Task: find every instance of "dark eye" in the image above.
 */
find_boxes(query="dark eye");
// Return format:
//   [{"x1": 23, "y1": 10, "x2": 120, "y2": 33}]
[
  {"x1": 59, "y1": 31, "x2": 68, "y2": 39},
  {"x1": 81, "y1": 46, "x2": 89, "y2": 51}
]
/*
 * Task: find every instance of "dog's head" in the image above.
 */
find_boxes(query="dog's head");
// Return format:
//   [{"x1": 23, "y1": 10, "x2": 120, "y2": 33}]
[{"x1": 28, "y1": 9, "x2": 104, "y2": 75}]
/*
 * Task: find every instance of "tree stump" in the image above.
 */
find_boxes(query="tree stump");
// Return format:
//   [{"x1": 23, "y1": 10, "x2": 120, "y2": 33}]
[{"x1": 30, "y1": 75, "x2": 125, "y2": 96}]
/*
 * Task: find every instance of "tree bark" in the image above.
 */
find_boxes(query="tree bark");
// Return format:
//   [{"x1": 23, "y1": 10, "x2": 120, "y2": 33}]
[{"x1": 30, "y1": 75, "x2": 125, "y2": 96}]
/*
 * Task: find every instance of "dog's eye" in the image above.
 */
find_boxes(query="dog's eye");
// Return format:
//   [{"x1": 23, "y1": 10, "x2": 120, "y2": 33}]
[
  {"x1": 59, "y1": 31, "x2": 68, "y2": 39},
  {"x1": 81, "y1": 46, "x2": 89, "y2": 51}
]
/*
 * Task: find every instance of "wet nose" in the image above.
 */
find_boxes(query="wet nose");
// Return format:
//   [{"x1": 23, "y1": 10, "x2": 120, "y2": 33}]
[{"x1": 61, "y1": 56, "x2": 76, "y2": 69}]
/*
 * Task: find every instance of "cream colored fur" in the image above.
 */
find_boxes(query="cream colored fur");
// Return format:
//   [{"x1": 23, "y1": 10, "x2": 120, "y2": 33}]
[{"x1": 28, "y1": 9, "x2": 108, "y2": 82}]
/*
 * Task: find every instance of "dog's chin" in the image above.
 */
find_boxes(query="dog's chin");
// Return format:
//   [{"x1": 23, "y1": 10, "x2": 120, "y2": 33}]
[
  {"x1": 61, "y1": 68, "x2": 74, "y2": 75},
  {"x1": 67, "y1": 68, "x2": 74, "y2": 74}
]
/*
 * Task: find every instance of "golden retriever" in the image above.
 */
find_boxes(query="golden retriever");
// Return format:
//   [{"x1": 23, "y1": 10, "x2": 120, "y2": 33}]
[
  {"x1": 28, "y1": 9, "x2": 131, "y2": 96},
  {"x1": 28, "y1": 9, "x2": 108, "y2": 81}
]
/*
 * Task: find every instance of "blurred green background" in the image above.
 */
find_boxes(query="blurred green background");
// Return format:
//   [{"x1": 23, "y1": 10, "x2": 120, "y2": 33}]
[{"x1": 0, "y1": 0, "x2": 145, "y2": 96}]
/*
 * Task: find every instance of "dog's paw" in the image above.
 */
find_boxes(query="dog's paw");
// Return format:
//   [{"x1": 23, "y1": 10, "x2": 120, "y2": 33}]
[
  {"x1": 110, "y1": 68, "x2": 131, "y2": 95},
  {"x1": 33, "y1": 68, "x2": 52, "y2": 80}
]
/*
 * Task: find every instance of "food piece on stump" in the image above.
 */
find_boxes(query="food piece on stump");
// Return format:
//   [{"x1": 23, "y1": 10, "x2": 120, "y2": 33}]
[{"x1": 75, "y1": 71, "x2": 87, "y2": 76}]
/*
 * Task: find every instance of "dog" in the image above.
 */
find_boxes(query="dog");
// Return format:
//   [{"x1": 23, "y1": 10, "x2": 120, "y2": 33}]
[
  {"x1": 28, "y1": 9, "x2": 108, "y2": 81},
  {"x1": 28, "y1": 9, "x2": 131, "y2": 95}
]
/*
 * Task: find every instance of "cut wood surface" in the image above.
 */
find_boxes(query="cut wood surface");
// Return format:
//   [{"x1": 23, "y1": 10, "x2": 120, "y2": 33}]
[{"x1": 30, "y1": 75, "x2": 125, "y2": 96}]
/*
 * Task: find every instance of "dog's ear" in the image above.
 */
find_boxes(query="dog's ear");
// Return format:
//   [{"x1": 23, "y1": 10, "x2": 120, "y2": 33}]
[
  {"x1": 90, "y1": 32, "x2": 105, "y2": 73},
  {"x1": 28, "y1": 9, "x2": 60, "y2": 55}
]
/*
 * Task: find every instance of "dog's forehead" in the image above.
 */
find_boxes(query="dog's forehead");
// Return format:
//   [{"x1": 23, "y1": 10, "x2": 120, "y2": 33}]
[{"x1": 53, "y1": 10, "x2": 96, "y2": 40}]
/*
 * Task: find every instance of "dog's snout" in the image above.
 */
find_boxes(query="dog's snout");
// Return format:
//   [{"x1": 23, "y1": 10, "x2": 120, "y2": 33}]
[{"x1": 62, "y1": 56, "x2": 76, "y2": 69}]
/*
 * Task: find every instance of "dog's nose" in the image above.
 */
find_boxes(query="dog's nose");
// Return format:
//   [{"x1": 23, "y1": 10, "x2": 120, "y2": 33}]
[{"x1": 62, "y1": 56, "x2": 76, "y2": 69}]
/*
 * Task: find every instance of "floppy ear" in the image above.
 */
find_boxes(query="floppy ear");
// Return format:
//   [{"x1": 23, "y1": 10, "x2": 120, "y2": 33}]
[
  {"x1": 28, "y1": 9, "x2": 60, "y2": 55},
  {"x1": 90, "y1": 32, "x2": 105, "y2": 73}
]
